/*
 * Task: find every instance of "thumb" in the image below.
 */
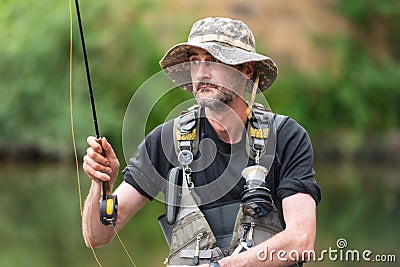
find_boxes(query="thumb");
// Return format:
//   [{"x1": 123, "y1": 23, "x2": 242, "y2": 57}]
[{"x1": 101, "y1": 137, "x2": 116, "y2": 158}]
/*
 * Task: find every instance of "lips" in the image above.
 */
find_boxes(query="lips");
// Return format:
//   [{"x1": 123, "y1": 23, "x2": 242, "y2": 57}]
[
  {"x1": 196, "y1": 82, "x2": 218, "y2": 92},
  {"x1": 198, "y1": 86, "x2": 214, "y2": 93}
]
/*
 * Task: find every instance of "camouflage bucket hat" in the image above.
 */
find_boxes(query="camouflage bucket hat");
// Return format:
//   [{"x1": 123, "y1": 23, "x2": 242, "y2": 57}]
[{"x1": 159, "y1": 17, "x2": 278, "y2": 93}]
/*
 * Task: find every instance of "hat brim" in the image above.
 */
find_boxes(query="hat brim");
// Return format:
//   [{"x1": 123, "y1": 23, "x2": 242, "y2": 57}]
[{"x1": 159, "y1": 41, "x2": 278, "y2": 93}]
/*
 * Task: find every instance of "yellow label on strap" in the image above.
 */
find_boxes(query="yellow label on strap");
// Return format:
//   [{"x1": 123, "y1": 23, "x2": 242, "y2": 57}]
[
  {"x1": 176, "y1": 128, "x2": 197, "y2": 141},
  {"x1": 249, "y1": 127, "x2": 269, "y2": 138}
]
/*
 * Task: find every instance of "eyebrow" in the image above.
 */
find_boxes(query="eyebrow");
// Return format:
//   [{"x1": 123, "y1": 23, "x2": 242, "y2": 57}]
[{"x1": 188, "y1": 50, "x2": 212, "y2": 58}]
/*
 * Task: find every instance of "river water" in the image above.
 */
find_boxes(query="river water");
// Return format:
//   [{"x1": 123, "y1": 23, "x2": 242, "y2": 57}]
[{"x1": 0, "y1": 161, "x2": 398, "y2": 267}]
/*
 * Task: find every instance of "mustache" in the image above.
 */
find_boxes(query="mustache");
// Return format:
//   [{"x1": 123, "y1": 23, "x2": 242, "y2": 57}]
[{"x1": 195, "y1": 81, "x2": 218, "y2": 91}]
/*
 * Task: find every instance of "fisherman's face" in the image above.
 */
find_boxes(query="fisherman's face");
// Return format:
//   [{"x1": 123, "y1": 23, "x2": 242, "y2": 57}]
[{"x1": 189, "y1": 47, "x2": 249, "y2": 110}]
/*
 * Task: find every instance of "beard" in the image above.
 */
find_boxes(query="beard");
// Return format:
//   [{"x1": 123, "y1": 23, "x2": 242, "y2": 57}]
[{"x1": 194, "y1": 81, "x2": 241, "y2": 110}]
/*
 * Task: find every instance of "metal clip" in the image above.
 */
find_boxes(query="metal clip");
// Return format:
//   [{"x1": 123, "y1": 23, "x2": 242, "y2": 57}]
[
  {"x1": 247, "y1": 222, "x2": 255, "y2": 248},
  {"x1": 193, "y1": 232, "x2": 204, "y2": 265},
  {"x1": 254, "y1": 149, "x2": 261, "y2": 165},
  {"x1": 183, "y1": 166, "x2": 193, "y2": 188}
]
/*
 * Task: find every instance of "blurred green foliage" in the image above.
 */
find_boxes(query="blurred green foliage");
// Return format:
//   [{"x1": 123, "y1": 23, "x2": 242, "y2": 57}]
[
  {"x1": 269, "y1": 0, "x2": 400, "y2": 138},
  {"x1": 0, "y1": 0, "x2": 399, "y2": 161},
  {"x1": 0, "y1": 0, "x2": 163, "y2": 159},
  {"x1": 0, "y1": 1, "x2": 70, "y2": 154}
]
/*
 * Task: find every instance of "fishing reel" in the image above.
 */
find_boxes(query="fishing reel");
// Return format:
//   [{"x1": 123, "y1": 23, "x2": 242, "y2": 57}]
[
  {"x1": 99, "y1": 181, "x2": 118, "y2": 226},
  {"x1": 241, "y1": 165, "x2": 274, "y2": 218}
]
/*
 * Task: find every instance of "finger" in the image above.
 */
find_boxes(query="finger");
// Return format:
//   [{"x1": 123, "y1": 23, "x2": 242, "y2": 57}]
[
  {"x1": 87, "y1": 136, "x2": 103, "y2": 154},
  {"x1": 101, "y1": 137, "x2": 116, "y2": 158},
  {"x1": 101, "y1": 138, "x2": 120, "y2": 165},
  {"x1": 83, "y1": 161, "x2": 110, "y2": 181},
  {"x1": 86, "y1": 147, "x2": 109, "y2": 166},
  {"x1": 83, "y1": 154, "x2": 112, "y2": 174}
]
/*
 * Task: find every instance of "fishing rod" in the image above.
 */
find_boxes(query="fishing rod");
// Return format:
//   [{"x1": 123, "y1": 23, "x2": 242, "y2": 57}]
[{"x1": 74, "y1": 0, "x2": 118, "y2": 226}]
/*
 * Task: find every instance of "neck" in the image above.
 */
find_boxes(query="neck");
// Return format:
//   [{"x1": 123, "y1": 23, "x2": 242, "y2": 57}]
[{"x1": 205, "y1": 97, "x2": 248, "y2": 144}]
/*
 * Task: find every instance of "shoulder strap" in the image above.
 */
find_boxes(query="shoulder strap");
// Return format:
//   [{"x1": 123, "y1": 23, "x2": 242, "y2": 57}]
[
  {"x1": 173, "y1": 104, "x2": 287, "y2": 162},
  {"x1": 270, "y1": 113, "x2": 289, "y2": 229},
  {"x1": 246, "y1": 103, "x2": 274, "y2": 161},
  {"x1": 173, "y1": 104, "x2": 201, "y2": 158},
  {"x1": 166, "y1": 105, "x2": 200, "y2": 225},
  {"x1": 274, "y1": 114, "x2": 288, "y2": 131}
]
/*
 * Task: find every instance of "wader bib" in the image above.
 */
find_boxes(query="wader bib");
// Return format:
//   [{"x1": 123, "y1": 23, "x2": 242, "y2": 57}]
[{"x1": 158, "y1": 104, "x2": 295, "y2": 266}]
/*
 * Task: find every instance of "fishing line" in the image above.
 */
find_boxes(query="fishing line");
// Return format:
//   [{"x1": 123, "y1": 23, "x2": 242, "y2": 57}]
[
  {"x1": 114, "y1": 228, "x2": 137, "y2": 267},
  {"x1": 69, "y1": 0, "x2": 83, "y2": 218}
]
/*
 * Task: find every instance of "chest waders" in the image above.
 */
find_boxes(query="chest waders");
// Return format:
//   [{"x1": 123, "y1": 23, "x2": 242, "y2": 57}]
[{"x1": 159, "y1": 104, "x2": 294, "y2": 266}]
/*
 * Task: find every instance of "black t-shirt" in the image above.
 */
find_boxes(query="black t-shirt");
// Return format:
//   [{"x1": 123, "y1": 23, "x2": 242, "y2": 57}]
[{"x1": 123, "y1": 113, "x2": 321, "y2": 211}]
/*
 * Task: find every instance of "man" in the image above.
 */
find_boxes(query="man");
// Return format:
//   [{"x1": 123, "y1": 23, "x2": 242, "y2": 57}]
[{"x1": 82, "y1": 17, "x2": 321, "y2": 267}]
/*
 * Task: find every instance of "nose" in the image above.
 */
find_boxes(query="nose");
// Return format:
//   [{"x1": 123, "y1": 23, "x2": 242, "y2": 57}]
[{"x1": 192, "y1": 61, "x2": 211, "y2": 81}]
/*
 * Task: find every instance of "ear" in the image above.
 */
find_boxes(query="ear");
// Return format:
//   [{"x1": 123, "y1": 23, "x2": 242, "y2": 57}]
[{"x1": 242, "y1": 62, "x2": 255, "y2": 78}]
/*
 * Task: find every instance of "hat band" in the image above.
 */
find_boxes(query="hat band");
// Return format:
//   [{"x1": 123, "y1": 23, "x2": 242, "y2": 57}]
[{"x1": 189, "y1": 34, "x2": 255, "y2": 53}]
